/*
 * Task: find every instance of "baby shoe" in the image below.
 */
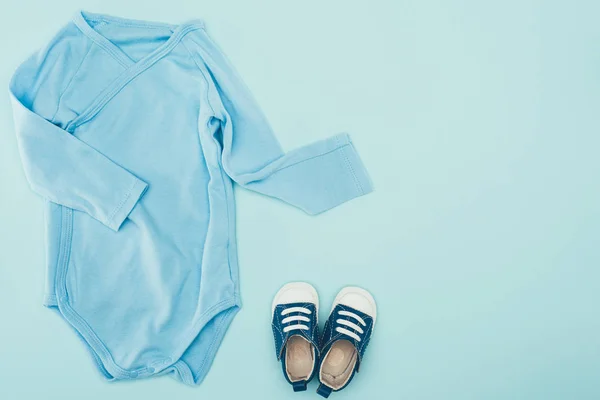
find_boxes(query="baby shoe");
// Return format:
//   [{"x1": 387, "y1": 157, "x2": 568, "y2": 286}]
[
  {"x1": 271, "y1": 282, "x2": 320, "y2": 392},
  {"x1": 316, "y1": 286, "x2": 377, "y2": 398}
]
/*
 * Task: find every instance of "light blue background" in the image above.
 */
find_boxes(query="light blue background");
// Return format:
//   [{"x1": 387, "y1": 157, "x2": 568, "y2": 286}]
[{"x1": 1, "y1": 1, "x2": 600, "y2": 399}]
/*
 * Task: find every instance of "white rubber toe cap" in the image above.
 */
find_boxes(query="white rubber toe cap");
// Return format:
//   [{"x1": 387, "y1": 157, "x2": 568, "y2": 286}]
[
  {"x1": 272, "y1": 282, "x2": 319, "y2": 315},
  {"x1": 331, "y1": 286, "x2": 377, "y2": 325}
]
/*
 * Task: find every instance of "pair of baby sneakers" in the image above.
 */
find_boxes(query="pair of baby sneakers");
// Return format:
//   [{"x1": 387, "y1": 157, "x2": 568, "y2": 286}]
[{"x1": 271, "y1": 282, "x2": 377, "y2": 397}]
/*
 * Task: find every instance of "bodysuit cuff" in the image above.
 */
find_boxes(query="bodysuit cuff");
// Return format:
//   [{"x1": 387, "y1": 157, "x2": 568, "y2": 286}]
[{"x1": 106, "y1": 177, "x2": 148, "y2": 232}]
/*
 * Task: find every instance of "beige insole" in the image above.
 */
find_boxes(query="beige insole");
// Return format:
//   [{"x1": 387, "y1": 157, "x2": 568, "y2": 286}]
[
  {"x1": 286, "y1": 335, "x2": 314, "y2": 381},
  {"x1": 320, "y1": 340, "x2": 358, "y2": 390}
]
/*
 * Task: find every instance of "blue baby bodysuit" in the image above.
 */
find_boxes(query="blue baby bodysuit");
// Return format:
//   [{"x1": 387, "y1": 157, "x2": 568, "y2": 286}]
[{"x1": 9, "y1": 11, "x2": 373, "y2": 385}]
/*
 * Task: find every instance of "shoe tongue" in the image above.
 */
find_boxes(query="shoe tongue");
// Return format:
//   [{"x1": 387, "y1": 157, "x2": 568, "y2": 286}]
[
  {"x1": 278, "y1": 331, "x2": 318, "y2": 360},
  {"x1": 289, "y1": 333, "x2": 307, "y2": 341},
  {"x1": 288, "y1": 331, "x2": 318, "y2": 351},
  {"x1": 287, "y1": 333, "x2": 311, "y2": 349}
]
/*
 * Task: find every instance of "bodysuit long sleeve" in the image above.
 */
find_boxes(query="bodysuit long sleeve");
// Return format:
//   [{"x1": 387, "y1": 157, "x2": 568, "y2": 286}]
[
  {"x1": 190, "y1": 29, "x2": 372, "y2": 214},
  {"x1": 11, "y1": 84, "x2": 148, "y2": 231},
  {"x1": 9, "y1": 11, "x2": 373, "y2": 386}
]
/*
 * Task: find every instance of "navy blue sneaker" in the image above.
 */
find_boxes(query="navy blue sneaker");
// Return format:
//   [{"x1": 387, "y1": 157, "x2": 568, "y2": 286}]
[
  {"x1": 316, "y1": 287, "x2": 377, "y2": 398},
  {"x1": 272, "y1": 282, "x2": 320, "y2": 392}
]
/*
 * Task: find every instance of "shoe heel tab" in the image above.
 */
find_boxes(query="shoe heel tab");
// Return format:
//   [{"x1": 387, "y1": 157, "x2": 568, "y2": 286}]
[
  {"x1": 292, "y1": 380, "x2": 307, "y2": 392},
  {"x1": 317, "y1": 383, "x2": 333, "y2": 398}
]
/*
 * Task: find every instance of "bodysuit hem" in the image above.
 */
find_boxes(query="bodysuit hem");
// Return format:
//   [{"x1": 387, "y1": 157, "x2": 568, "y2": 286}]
[
  {"x1": 52, "y1": 205, "x2": 241, "y2": 382},
  {"x1": 171, "y1": 304, "x2": 240, "y2": 385}
]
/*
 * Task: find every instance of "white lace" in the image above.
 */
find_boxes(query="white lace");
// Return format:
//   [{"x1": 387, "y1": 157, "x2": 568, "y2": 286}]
[
  {"x1": 282, "y1": 315, "x2": 310, "y2": 324},
  {"x1": 281, "y1": 307, "x2": 312, "y2": 316},
  {"x1": 335, "y1": 310, "x2": 366, "y2": 342},
  {"x1": 338, "y1": 310, "x2": 366, "y2": 326},
  {"x1": 336, "y1": 319, "x2": 364, "y2": 334},
  {"x1": 281, "y1": 306, "x2": 312, "y2": 333}
]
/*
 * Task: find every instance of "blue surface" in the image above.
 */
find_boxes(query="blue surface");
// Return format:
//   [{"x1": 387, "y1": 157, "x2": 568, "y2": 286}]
[{"x1": 1, "y1": 1, "x2": 600, "y2": 399}]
